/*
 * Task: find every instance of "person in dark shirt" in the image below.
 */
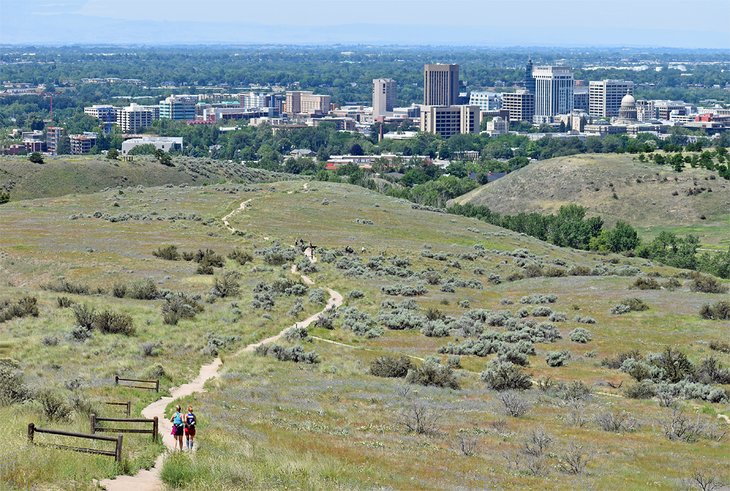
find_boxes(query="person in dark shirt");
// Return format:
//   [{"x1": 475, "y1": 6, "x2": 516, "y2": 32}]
[{"x1": 184, "y1": 405, "x2": 197, "y2": 450}]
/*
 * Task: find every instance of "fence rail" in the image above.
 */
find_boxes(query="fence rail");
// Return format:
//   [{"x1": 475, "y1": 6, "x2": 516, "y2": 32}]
[
  {"x1": 114, "y1": 375, "x2": 159, "y2": 392},
  {"x1": 104, "y1": 400, "x2": 131, "y2": 417},
  {"x1": 27, "y1": 423, "x2": 123, "y2": 462},
  {"x1": 90, "y1": 414, "x2": 158, "y2": 442}
]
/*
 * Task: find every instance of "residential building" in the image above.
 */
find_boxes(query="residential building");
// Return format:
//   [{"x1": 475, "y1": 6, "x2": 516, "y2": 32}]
[
  {"x1": 423, "y1": 64, "x2": 460, "y2": 106},
  {"x1": 372, "y1": 78, "x2": 397, "y2": 118},
  {"x1": 159, "y1": 95, "x2": 197, "y2": 120},
  {"x1": 116, "y1": 103, "x2": 155, "y2": 133},
  {"x1": 420, "y1": 105, "x2": 481, "y2": 138},
  {"x1": 239, "y1": 92, "x2": 269, "y2": 110},
  {"x1": 469, "y1": 91, "x2": 501, "y2": 111},
  {"x1": 121, "y1": 137, "x2": 183, "y2": 156},
  {"x1": 285, "y1": 91, "x2": 331, "y2": 116},
  {"x1": 83, "y1": 104, "x2": 117, "y2": 123},
  {"x1": 636, "y1": 100, "x2": 656, "y2": 122},
  {"x1": 46, "y1": 126, "x2": 64, "y2": 155},
  {"x1": 533, "y1": 66, "x2": 574, "y2": 120},
  {"x1": 69, "y1": 132, "x2": 98, "y2": 154},
  {"x1": 588, "y1": 80, "x2": 634, "y2": 118},
  {"x1": 501, "y1": 91, "x2": 535, "y2": 122}
]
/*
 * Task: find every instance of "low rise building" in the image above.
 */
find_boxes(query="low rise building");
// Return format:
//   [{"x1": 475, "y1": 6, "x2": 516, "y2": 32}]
[
  {"x1": 501, "y1": 91, "x2": 534, "y2": 123},
  {"x1": 69, "y1": 132, "x2": 98, "y2": 154},
  {"x1": 420, "y1": 105, "x2": 481, "y2": 138},
  {"x1": 117, "y1": 104, "x2": 155, "y2": 133},
  {"x1": 159, "y1": 95, "x2": 197, "y2": 121},
  {"x1": 84, "y1": 105, "x2": 117, "y2": 123},
  {"x1": 46, "y1": 126, "x2": 64, "y2": 155},
  {"x1": 121, "y1": 137, "x2": 183, "y2": 156}
]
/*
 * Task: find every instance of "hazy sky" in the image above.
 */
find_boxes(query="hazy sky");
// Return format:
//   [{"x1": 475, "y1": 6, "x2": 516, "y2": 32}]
[{"x1": 1, "y1": 0, "x2": 728, "y2": 48}]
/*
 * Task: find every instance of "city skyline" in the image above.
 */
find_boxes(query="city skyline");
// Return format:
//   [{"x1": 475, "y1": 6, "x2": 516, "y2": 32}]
[{"x1": 1, "y1": 0, "x2": 728, "y2": 48}]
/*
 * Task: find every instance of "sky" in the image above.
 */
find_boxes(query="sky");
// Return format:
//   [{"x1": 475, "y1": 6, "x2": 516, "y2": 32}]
[{"x1": 0, "y1": 0, "x2": 728, "y2": 48}]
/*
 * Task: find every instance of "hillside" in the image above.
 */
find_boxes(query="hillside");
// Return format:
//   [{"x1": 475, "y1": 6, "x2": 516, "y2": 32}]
[
  {"x1": 0, "y1": 181, "x2": 728, "y2": 490},
  {"x1": 0, "y1": 155, "x2": 299, "y2": 200},
  {"x1": 452, "y1": 154, "x2": 730, "y2": 246}
]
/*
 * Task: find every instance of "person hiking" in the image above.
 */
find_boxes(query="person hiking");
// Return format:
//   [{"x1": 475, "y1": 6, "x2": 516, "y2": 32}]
[
  {"x1": 170, "y1": 405, "x2": 185, "y2": 451},
  {"x1": 184, "y1": 405, "x2": 197, "y2": 450}
]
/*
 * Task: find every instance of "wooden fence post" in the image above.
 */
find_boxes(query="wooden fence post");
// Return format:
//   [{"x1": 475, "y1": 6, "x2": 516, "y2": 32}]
[
  {"x1": 125, "y1": 401, "x2": 131, "y2": 417},
  {"x1": 90, "y1": 414, "x2": 97, "y2": 434},
  {"x1": 155, "y1": 379, "x2": 160, "y2": 393},
  {"x1": 27, "y1": 423, "x2": 34, "y2": 444},
  {"x1": 114, "y1": 375, "x2": 119, "y2": 386},
  {"x1": 115, "y1": 434, "x2": 123, "y2": 463},
  {"x1": 152, "y1": 417, "x2": 159, "y2": 442}
]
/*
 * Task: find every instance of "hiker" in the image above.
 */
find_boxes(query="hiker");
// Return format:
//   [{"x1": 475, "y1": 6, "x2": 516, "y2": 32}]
[
  {"x1": 170, "y1": 405, "x2": 185, "y2": 451},
  {"x1": 184, "y1": 405, "x2": 197, "y2": 450}
]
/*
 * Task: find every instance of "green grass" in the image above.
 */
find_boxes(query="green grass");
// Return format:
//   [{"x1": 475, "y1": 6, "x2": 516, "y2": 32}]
[{"x1": 1, "y1": 179, "x2": 728, "y2": 489}]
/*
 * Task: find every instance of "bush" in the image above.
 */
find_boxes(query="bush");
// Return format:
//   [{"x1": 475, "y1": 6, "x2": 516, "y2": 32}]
[
  {"x1": 662, "y1": 409, "x2": 719, "y2": 443},
  {"x1": 94, "y1": 310, "x2": 135, "y2": 335},
  {"x1": 0, "y1": 361, "x2": 30, "y2": 405},
  {"x1": 112, "y1": 283, "x2": 127, "y2": 298},
  {"x1": 0, "y1": 296, "x2": 39, "y2": 322},
  {"x1": 28, "y1": 152, "x2": 44, "y2": 164},
  {"x1": 162, "y1": 293, "x2": 203, "y2": 325},
  {"x1": 545, "y1": 351, "x2": 570, "y2": 367},
  {"x1": 0, "y1": 191, "x2": 9, "y2": 205},
  {"x1": 36, "y1": 389, "x2": 72, "y2": 421},
  {"x1": 406, "y1": 362, "x2": 459, "y2": 389},
  {"x1": 127, "y1": 279, "x2": 160, "y2": 300},
  {"x1": 381, "y1": 283, "x2": 428, "y2": 296},
  {"x1": 348, "y1": 290, "x2": 365, "y2": 299},
  {"x1": 256, "y1": 242, "x2": 296, "y2": 266},
  {"x1": 211, "y1": 271, "x2": 241, "y2": 298},
  {"x1": 421, "y1": 319, "x2": 451, "y2": 337},
  {"x1": 283, "y1": 325, "x2": 308, "y2": 342},
  {"x1": 520, "y1": 294, "x2": 557, "y2": 304},
  {"x1": 68, "y1": 324, "x2": 92, "y2": 342},
  {"x1": 632, "y1": 277, "x2": 660, "y2": 290},
  {"x1": 611, "y1": 297, "x2": 648, "y2": 314},
  {"x1": 398, "y1": 400, "x2": 441, "y2": 435},
  {"x1": 595, "y1": 411, "x2": 638, "y2": 432},
  {"x1": 227, "y1": 248, "x2": 253, "y2": 265},
  {"x1": 201, "y1": 332, "x2": 240, "y2": 356},
  {"x1": 569, "y1": 328, "x2": 592, "y2": 343},
  {"x1": 73, "y1": 304, "x2": 96, "y2": 330},
  {"x1": 624, "y1": 380, "x2": 656, "y2": 399},
  {"x1": 480, "y1": 360, "x2": 532, "y2": 391},
  {"x1": 153, "y1": 245, "x2": 180, "y2": 261},
  {"x1": 141, "y1": 341, "x2": 163, "y2": 357},
  {"x1": 315, "y1": 311, "x2": 334, "y2": 329},
  {"x1": 370, "y1": 356, "x2": 413, "y2": 378},
  {"x1": 255, "y1": 343, "x2": 320, "y2": 364},
  {"x1": 709, "y1": 341, "x2": 730, "y2": 354},
  {"x1": 531, "y1": 306, "x2": 552, "y2": 317},
  {"x1": 690, "y1": 274, "x2": 728, "y2": 294},
  {"x1": 56, "y1": 296, "x2": 74, "y2": 308},
  {"x1": 42, "y1": 279, "x2": 90, "y2": 295},
  {"x1": 699, "y1": 301, "x2": 730, "y2": 320},
  {"x1": 498, "y1": 391, "x2": 531, "y2": 417}
]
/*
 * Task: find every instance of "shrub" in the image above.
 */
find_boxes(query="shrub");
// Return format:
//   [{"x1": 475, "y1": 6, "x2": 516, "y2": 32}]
[
  {"x1": 548, "y1": 312, "x2": 567, "y2": 322},
  {"x1": 611, "y1": 297, "x2": 648, "y2": 314},
  {"x1": 574, "y1": 315, "x2": 596, "y2": 324},
  {"x1": 531, "y1": 306, "x2": 552, "y2": 317},
  {"x1": 201, "y1": 332, "x2": 240, "y2": 356},
  {"x1": 227, "y1": 248, "x2": 253, "y2": 265},
  {"x1": 498, "y1": 348, "x2": 530, "y2": 366},
  {"x1": 481, "y1": 360, "x2": 532, "y2": 391},
  {"x1": 41, "y1": 335, "x2": 59, "y2": 346},
  {"x1": 398, "y1": 400, "x2": 441, "y2": 435},
  {"x1": 211, "y1": 271, "x2": 241, "y2": 298},
  {"x1": 421, "y1": 320, "x2": 451, "y2": 338},
  {"x1": 653, "y1": 347, "x2": 694, "y2": 383},
  {"x1": 545, "y1": 351, "x2": 570, "y2": 367},
  {"x1": 690, "y1": 274, "x2": 728, "y2": 294},
  {"x1": 94, "y1": 310, "x2": 135, "y2": 335},
  {"x1": 255, "y1": 343, "x2": 320, "y2": 364},
  {"x1": 0, "y1": 296, "x2": 39, "y2": 322},
  {"x1": 624, "y1": 380, "x2": 656, "y2": 399},
  {"x1": 348, "y1": 290, "x2": 365, "y2": 299},
  {"x1": 68, "y1": 324, "x2": 92, "y2": 342},
  {"x1": 498, "y1": 391, "x2": 531, "y2": 417},
  {"x1": 602, "y1": 349, "x2": 643, "y2": 369},
  {"x1": 549, "y1": 380, "x2": 592, "y2": 403},
  {"x1": 42, "y1": 279, "x2": 90, "y2": 295},
  {"x1": 370, "y1": 356, "x2": 413, "y2": 378},
  {"x1": 315, "y1": 311, "x2": 334, "y2": 329},
  {"x1": 694, "y1": 356, "x2": 730, "y2": 385},
  {"x1": 127, "y1": 279, "x2": 160, "y2": 300},
  {"x1": 381, "y1": 283, "x2": 428, "y2": 297},
  {"x1": 699, "y1": 301, "x2": 730, "y2": 320},
  {"x1": 709, "y1": 341, "x2": 730, "y2": 354},
  {"x1": 308, "y1": 288, "x2": 326, "y2": 304},
  {"x1": 283, "y1": 325, "x2": 309, "y2": 342},
  {"x1": 112, "y1": 284, "x2": 127, "y2": 298},
  {"x1": 256, "y1": 242, "x2": 296, "y2": 266},
  {"x1": 406, "y1": 362, "x2": 459, "y2": 389},
  {"x1": 73, "y1": 304, "x2": 96, "y2": 330},
  {"x1": 0, "y1": 361, "x2": 30, "y2": 405},
  {"x1": 162, "y1": 293, "x2": 203, "y2": 325},
  {"x1": 36, "y1": 389, "x2": 72, "y2": 421},
  {"x1": 632, "y1": 277, "x2": 660, "y2": 290},
  {"x1": 56, "y1": 296, "x2": 74, "y2": 308},
  {"x1": 662, "y1": 409, "x2": 719, "y2": 443},
  {"x1": 595, "y1": 411, "x2": 638, "y2": 432},
  {"x1": 569, "y1": 328, "x2": 592, "y2": 343},
  {"x1": 341, "y1": 307, "x2": 382, "y2": 338},
  {"x1": 520, "y1": 294, "x2": 557, "y2": 304},
  {"x1": 153, "y1": 245, "x2": 180, "y2": 261},
  {"x1": 558, "y1": 443, "x2": 590, "y2": 475},
  {"x1": 141, "y1": 341, "x2": 163, "y2": 357}
]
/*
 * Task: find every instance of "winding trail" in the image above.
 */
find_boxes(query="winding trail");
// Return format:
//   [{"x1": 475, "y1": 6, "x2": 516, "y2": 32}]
[{"x1": 99, "y1": 197, "x2": 343, "y2": 491}]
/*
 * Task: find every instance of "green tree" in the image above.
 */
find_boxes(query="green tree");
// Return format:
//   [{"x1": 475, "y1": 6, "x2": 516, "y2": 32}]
[
  {"x1": 107, "y1": 148, "x2": 119, "y2": 159},
  {"x1": 28, "y1": 152, "x2": 44, "y2": 164}
]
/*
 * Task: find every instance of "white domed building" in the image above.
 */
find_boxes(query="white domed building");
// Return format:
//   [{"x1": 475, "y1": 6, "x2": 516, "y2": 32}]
[{"x1": 614, "y1": 92, "x2": 638, "y2": 124}]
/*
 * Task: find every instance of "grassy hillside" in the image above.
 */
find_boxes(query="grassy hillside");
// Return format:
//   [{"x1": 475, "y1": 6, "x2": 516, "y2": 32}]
[
  {"x1": 0, "y1": 180, "x2": 728, "y2": 489},
  {"x1": 0, "y1": 155, "x2": 299, "y2": 200},
  {"x1": 452, "y1": 154, "x2": 730, "y2": 248}
]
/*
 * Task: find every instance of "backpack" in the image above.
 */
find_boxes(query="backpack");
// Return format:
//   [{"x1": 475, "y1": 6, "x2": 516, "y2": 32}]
[{"x1": 186, "y1": 413, "x2": 196, "y2": 427}]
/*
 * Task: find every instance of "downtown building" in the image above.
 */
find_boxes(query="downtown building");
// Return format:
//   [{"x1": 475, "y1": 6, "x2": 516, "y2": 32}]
[
  {"x1": 532, "y1": 66, "x2": 574, "y2": 122},
  {"x1": 420, "y1": 105, "x2": 481, "y2": 138},
  {"x1": 372, "y1": 78, "x2": 397, "y2": 118},
  {"x1": 423, "y1": 64, "x2": 460, "y2": 106},
  {"x1": 116, "y1": 103, "x2": 156, "y2": 133},
  {"x1": 285, "y1": 91, "x2": 331, "y2": 116},
  {"x1": 159, "y1": 95, "x2": 197, "y2": 121},
  {"x1": 588, "y1": 80, "x2": 634, "y2": 118},
  {"x1": 501, "y1": 91, "x2": 534, "y2": 123},
  {"x1": 84, "y1": 104, "x2": 117, "y2": 123}
]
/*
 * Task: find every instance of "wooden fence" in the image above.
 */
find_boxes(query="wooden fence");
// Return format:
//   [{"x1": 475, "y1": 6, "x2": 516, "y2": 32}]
[
  {"x1": 90, "y1": 414, "x2": 158, "y2": 442},
  {"x1": 114, "y1": 375, "x2": 159, "y2": 392},
  {"x1": 27, "y1": 423, "x2": 123, "y2": 462},
  {"x1": 104, "y1": 400, "x2": 131, "y2": 417}
]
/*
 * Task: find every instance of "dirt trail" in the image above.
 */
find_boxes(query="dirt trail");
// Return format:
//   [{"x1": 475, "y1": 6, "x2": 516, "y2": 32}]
[{"x1": 99, "y1": 202, "x2": 343, "y2": 491}]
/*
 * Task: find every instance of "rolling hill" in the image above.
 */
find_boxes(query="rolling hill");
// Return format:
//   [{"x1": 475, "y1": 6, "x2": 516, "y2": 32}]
[
  {"x1": 452, "y1": 154, "x2": 730, "y2": 246},
  {"x1": 0, "y1": 155, "x2": 299, "y2": 200}
]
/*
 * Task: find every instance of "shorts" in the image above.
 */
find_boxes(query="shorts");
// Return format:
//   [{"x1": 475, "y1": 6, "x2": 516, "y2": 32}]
[
  {"x1": 174, "y1": 425, "x2": 184, "y2": 436},
  {"x1": 185, "y1": 427, "x2": 196, "y2": 437}
]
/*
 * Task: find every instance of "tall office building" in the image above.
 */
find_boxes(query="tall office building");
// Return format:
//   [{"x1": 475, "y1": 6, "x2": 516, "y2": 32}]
[
  {"x1": 117, "y1": 103, "x2": 155, "y2": 133},
  {"x1": 285, "y1": 91, "x2": 331, "y2": 116},
  {"x1": 532, "y1": 66, "x2": 574, "y2": 120},
  {"x1": 469, "y1": 91, "x2": 501, "y2": 111},
  {"x1": 420, "y1": 105, "x2": 481, "y2": 138},
  {"x1": 502, "y1": 91, "x2": 535, "y2": 122},
  {"x1": 372, "y1": 79, "x2": 397, "y2": 118},
  {"x1": 84, "y1": 105, "x2": 117, "y2": 123},
  {"x1": 588, "y1": 80, "x2": 634, "y2": 118},
  {"x1": 524, "y1": 59, "x2": 535, "y2": 94},
  {"x1": 423, "y1": 64, "x2": 459, "y2": 106},
  {"x1": 159, "y1": 95, "x2": 197, "y2": 120}
]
